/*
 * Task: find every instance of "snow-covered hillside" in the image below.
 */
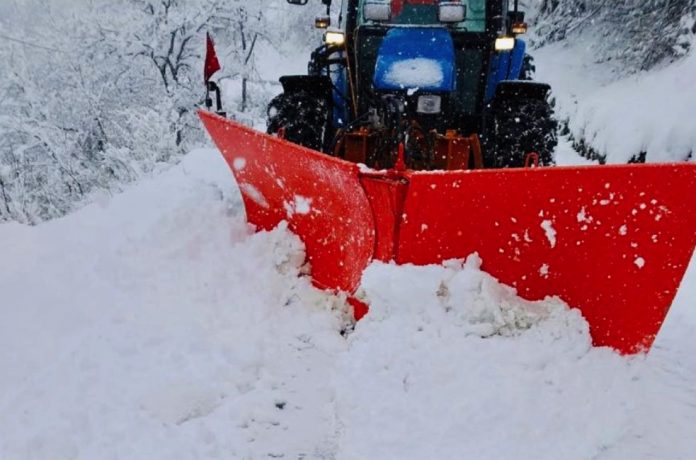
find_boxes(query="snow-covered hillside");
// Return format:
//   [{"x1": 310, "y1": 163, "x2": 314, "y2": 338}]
[
  {"x1": 535, "y1": 34, "x2": 696, "y2": 164},
  {"x1": 1, "y1": 149, "x2": 694, "y2": 460}
]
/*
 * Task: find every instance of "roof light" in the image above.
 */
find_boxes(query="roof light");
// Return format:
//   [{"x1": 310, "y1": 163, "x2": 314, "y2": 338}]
[
  {"x1": 438, "y1": 2, "x2": 466, "y2": 23},
  {"x1": 495, "y1": 36, "x2": 515, "y2": 51},
  {"x1": 364, "y1": 1, "x2": 391, "y2": 22}
]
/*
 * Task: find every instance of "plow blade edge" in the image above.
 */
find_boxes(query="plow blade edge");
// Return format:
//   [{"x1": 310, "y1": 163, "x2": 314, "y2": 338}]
[
  {"x1": 200, "y1": 111, "x2": 696, "y2": 354},
  {"x1": 199, "y1": 111, "x2": 375, "y2": 293}
]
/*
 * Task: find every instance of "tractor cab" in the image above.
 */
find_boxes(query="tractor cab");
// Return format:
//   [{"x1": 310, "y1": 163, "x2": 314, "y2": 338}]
[
  {"x1": 272, "y1": 0, "x2": 556, "y2": 170},
  {"x1": 359, "y1": 0, "x2": 486, "y2": 31}
]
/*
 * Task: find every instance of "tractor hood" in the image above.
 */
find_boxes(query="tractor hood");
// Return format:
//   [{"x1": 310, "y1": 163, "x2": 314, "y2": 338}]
[{"x1": 373, "y1": 27, "x2": 456, "y2": 93}]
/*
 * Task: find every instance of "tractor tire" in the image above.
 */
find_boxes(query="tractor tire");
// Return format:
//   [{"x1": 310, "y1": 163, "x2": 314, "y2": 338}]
[
  {"x1": 488, "y1": 97, "x2": 557, "y2": 168},
  {"x1": 519, "y1": 54, "x2": 536, "y2": 80},
  {"x1": 267, "y1": 90, "x2": 329, "y2": 152}
]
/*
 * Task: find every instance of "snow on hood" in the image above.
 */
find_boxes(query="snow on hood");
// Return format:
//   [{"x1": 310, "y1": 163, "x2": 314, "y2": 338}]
[{"x1": 383, "y1": 58, "x2": 445, "y2": 89}]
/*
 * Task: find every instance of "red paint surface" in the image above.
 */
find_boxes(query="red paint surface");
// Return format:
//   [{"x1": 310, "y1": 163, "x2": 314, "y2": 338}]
[
  {"x1": 399, "y1": 167, "x2": 696, "y2": 354},
  {"x1": 359, "y1": 174, "x2": 408, "y2": 262},
  {"x1": 199, "y1": 111, "x2": 375, "y2": 293},
  {"x1": 200, "y1": 111, "x2": 696, "y2": 354}
]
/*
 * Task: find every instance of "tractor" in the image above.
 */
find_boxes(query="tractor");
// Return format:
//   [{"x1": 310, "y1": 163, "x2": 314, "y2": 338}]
[
  {"x1": 268, "y1": 0, "x2": 556, "y2": 170},
  {"x1": 198, "y1": 0, "x2": 695, "y2": 355}
]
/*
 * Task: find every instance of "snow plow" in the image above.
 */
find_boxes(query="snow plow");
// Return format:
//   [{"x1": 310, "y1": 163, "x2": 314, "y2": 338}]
[{"x1": 200, "y1": 0, "x2": 696, "y2": 354}]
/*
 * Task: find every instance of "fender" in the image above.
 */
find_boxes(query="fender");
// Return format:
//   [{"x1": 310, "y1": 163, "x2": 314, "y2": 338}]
[{"x1": 279, "y1": 75, "x2": 333, "y2": 99}]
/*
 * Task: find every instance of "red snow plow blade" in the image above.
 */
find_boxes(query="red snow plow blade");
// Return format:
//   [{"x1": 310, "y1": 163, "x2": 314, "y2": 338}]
[{"x1": 200, "y1": 111, "x2": 696, "y2": 354}]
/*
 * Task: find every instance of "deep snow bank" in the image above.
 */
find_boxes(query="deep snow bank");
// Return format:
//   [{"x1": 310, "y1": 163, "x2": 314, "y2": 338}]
[
  {"x1": 0, "y1": 149, "x2": 350, "y2": 459},
  {"x1": 536, "y1": 38, "x2": 696, "y2": 164},
  {"x1": 337, "y1": 258, "x2": 696, "y2": 460},
  {"x1": 1, "y1": 149, "x2": 695, "y2": 459}
]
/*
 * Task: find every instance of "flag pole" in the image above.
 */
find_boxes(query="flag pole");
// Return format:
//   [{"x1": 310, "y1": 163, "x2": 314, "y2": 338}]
[{"x1": 204, "y1": 32, "x2": 225, "y2": 117}]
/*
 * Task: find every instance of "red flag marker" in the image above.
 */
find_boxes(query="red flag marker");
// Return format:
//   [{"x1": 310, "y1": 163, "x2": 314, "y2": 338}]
[{"x1": 204, "y1": 33, "x2": 221, "y2": 84}]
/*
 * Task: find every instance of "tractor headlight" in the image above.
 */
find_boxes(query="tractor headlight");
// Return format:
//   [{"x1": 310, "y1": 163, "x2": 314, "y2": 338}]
[
  {"x1": 495, "y1": 36, "x2": 515, "y2": 51},
  {"x1": 325, "y1": 30, "x2": 345, "y2": 46},
  {"x1": 315, "y1": 15, "x2": 330, "y2": 29},
  {"x1": 511, "y1": 21, "x2": 528, "y2": 35},
  {"x1": 417, "y1": 95, "x2": 442, "y2": 114}
]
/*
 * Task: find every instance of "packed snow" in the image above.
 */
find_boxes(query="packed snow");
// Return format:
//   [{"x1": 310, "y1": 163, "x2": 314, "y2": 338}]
[{"x1": 1, "y1": 149, "x2": 694, "y2": 459}]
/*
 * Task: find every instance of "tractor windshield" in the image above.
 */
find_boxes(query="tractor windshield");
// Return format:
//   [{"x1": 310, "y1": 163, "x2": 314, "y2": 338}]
[{"x1": 358, "y1": 0, "x2": 486, "y2": 32}]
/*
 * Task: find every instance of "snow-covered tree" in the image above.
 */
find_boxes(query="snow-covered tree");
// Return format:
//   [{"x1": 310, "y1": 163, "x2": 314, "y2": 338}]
[
  {"x1": 0, "y1": 0, "x2": 318, "y2": 224},
  {"x1": 532, "y1": 0, "x2": 696, "y2": 70}
]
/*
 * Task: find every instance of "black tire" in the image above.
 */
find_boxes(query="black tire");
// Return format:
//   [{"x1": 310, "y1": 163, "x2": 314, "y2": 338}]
[
  {"x1": 519, "y1": 54, "x2": 536, "y2": 81},
  {"x1": 267, "y1": 90, "x2": 329, "y2": 152},
  {"x1": 488, "y1": 97, "x2": 557, "y2": 168}
]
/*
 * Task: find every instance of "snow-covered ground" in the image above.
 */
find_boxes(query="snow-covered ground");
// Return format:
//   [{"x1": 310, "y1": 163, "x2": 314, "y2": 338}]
[{"x1": 1, "y1": 148, "x2": 694, "y2": 459}]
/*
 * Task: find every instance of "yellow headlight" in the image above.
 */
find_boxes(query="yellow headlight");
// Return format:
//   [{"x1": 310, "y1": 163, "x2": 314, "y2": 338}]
[
  {"x1": 325, "y1": 31, "x2": 346, "y2": 46},
  {"x1": 511, "y1": 22, "x2": 528, "y2": 35},
  {"x1": 315, "y1": 16, "x2": 330, "y2": 29},
  {"x1": 495, "y1": 36, "x2": 515, "y2": 51}
]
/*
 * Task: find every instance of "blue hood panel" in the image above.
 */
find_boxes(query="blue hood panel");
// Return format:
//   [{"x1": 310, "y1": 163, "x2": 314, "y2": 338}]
[{"x1": 373, "y1": 28, "x2": 456, "y2": 93}]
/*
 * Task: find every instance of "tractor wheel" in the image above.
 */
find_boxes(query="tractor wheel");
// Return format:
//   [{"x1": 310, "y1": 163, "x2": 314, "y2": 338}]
[
  {"x1": 267, "y1": 91, "x2": 329, "y2": 152},
  {"x1": 519, "y1": 54, "x2": 536, "y2": 80},
  {"x1": 489, "y1": 97, "x2": 557, "y2": 168}
]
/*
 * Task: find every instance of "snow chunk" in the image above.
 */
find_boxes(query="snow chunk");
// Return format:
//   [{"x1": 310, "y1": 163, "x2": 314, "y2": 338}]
[
  {"x1": 541, "y1": 220, "x2": 557, "y2": 248},
  {"x1": 284, "y1": 195, "x2": 312, "y2": 217},
  {"x1": 577, "y1": 208, "x2": 587, "y2": 222},
  {"x1": 635, "y1": 257, "x2": 646, "y2": 269},
  {"x1": 232, "y1": 157, "x2": 246, "y2": 171},
  {"x1": 293, "y1": 195, "x2": 312, "y2": 215},
  {"x1": 239, "y1": 183, "x2": 269, "y2": 208},
  {"x1": 358, "y1": 256, "x2": 578, "y2": 339},
  {"x1": 383, "y1": 58, "x2": 444, "y2": 88}
]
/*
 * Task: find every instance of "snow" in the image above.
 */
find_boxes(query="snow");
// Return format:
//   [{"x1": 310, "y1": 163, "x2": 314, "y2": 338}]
[
  {"x1": 232, "y1": 157, "x2": 246, "y2": 170},
  {"x1": 635, "y1": 257, "x2": 646, "y2": 269},
  {"x1": 283, "y1": 195, "x2": 312, "y2": 217},
  {"x1": 536, "y1": 37, "x2": 696, "y2": 163},
  {"x1": 1, "y1": 148, "x2": 695, "y2": 459},
  {"x1": 293, "y1": 195, "x2": 312, "y2": 215},
  {"x1": 0, "y1": 149, "x2": 349, "y2": 459},
  {"x1": 541, "y1": 219, "x2": 557, "y2": 248},
  {"x1": 383, "y1": 58, "x2": 444, "y2": 89}
]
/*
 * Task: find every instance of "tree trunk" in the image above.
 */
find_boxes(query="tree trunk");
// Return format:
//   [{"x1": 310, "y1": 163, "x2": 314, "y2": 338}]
[{"x1": 242, "y1": 77, "x2": 247, "y2": 112}]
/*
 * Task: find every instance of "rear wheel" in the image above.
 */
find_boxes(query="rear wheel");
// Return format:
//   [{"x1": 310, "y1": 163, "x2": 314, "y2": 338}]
[
  {"x1": 488, "y1": 98, "x2": 557, "y2": 168},
  {"x1": 267, "y1": 91, "x2": 329, "y2": 152}
]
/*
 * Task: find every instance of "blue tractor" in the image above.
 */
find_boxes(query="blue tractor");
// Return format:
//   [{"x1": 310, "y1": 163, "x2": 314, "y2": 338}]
[{"x1": 268, "y1": 0, "x2": 557, "y2": 169}]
